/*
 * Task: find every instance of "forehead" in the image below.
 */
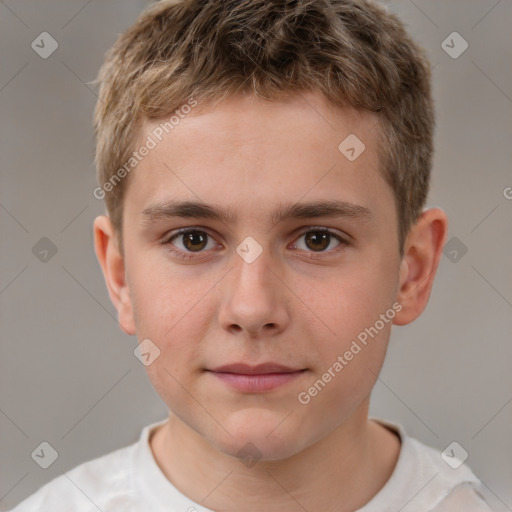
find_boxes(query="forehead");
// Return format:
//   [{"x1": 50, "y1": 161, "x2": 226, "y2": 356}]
[
  {"x1": 144, "y1": 91, "x2": 381, "y2": 149},
  {"x1": 125, "y1": 91, "x2": 392, "y2": 225}
]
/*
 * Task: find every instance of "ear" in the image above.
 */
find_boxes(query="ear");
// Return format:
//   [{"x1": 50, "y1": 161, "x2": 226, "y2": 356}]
[
  {"x1": 93, "y1": 215, "x2": 136, "y2": 335},
  {"x1": 393, "y1": 208, "x2": 448, "y2": 326}
]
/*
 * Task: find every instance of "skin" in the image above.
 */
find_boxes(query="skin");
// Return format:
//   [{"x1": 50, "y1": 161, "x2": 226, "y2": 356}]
[{"x1": 94, "y1": 90, "x2": 447, "y2": 512}]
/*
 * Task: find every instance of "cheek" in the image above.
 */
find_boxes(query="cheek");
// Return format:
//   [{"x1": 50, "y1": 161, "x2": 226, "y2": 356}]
[
  {"x1": 128, "y1": 251, "x2": 212, "y2": 341},
  {"x1": 296, "y1": 313, "x2": 392, "y2": 426},
  {"x1": 293, "y1": 255, "x2": 398, "y2": 399},
  {"x1": 294, "y1": 254, "x2": 398, "y2": 344},
  {"x1": 126, "y1": 256, "x2": 217, "y2": 404}
]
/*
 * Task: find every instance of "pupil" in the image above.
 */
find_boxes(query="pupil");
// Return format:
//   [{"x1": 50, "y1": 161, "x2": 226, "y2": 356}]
[
  {"x1": 184, "y1": 231, "x2": 206, "y2": 251},
  {"x1": 306, "y1": 232, "x2": 329, "y2": 251}
]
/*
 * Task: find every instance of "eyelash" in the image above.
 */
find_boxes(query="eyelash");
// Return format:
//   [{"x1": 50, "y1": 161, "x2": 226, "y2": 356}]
[{"x1": 161, "y1": 227, "x2": 350, "y2": 261}]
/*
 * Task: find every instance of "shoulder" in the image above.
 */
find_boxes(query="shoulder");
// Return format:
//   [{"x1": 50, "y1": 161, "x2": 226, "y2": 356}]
[
  {"x1": 404, "y1": 436, "x2": 493, "y2": 511},
  {"x1": 362, "y1": 418, "x2": 494, "y2": 512},
  {"x1": 8, "y1": 440, "x2": 138, "y2": 512},
  {"x1": 430, "y1": 482, "x2": 494, "y2": 512}
]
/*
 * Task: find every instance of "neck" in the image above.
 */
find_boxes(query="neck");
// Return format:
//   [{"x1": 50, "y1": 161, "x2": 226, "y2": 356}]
[{"x1": 150, "y1": 403, "x2": 401, "y2": 512}]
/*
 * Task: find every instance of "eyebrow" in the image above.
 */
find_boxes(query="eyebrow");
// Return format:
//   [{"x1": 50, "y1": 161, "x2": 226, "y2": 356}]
[{"x1": 141, "y1": 199, "x2": 372, "y2": 228}]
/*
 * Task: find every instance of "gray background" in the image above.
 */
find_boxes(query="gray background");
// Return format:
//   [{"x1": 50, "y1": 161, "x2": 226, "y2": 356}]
[{"x1": 1, "y1": 0, "x2": 511, "y2": 510}]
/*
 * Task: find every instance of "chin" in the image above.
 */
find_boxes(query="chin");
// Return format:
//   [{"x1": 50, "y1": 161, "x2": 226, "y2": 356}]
[
  {"x1": 215, "y1": 434, "x2": 305, "y2": 464},
  {"x1": 207, "y1": 412, "x2": 316, "y2": 463}
]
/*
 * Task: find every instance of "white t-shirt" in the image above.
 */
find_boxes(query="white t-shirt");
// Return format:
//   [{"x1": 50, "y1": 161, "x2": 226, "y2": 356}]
[{"x1": 8, "y1": 417, "x2": 493, "y2": 512}]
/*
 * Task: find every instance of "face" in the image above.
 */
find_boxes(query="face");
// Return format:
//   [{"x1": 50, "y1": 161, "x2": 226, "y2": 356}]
[{"x1": 115, "y1": 91, "x2": 405, "y2": 460}]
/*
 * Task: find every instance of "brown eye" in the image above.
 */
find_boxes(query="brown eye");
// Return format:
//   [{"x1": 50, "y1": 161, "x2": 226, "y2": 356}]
[
  {"x1": 181, "y1": 231, "x2": 208, "y2": 251},
  {"x1": 168, "y1": 229, "x2": 215, "y2": 253},
  {"x1": 293, "y1": 229, "x2": 345, "y2": 254},
  {"x1": 304, "y1": 231, "x2": 331, "y2": 251}
]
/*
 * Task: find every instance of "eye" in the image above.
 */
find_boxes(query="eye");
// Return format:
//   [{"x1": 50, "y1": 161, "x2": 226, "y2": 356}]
[
  {"x1": 292, "y1": 228, "x2": 347, "y2": 255},
  {"x1": 162, "y1": 227, "x2": 349, "y2": 262},
  {"x1": 164, "y1": 228, "x2": 218, "y2": 259}
]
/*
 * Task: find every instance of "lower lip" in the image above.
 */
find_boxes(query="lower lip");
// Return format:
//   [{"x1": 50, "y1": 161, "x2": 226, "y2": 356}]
[{"x1": 208, "y1": 371, "x2": 306, "y2": 392}]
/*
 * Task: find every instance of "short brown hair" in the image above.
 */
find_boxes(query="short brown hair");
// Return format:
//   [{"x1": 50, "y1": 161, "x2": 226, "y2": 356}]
[{"x1": 93, "y1": 0, "x2": 434, "y2": 256}]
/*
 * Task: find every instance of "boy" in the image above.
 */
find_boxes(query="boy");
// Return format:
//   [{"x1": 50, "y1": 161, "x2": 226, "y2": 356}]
[{"x1": 10, "y1": 0, "x2": 493, "y2": 510}]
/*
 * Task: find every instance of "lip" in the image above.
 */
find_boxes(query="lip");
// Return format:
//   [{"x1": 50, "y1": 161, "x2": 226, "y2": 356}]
[
  {"x1": 210, "y1": 363, "x2": 304, "y2": 375},
  {"x1": 206, "y1": 363, "x2": 307, "y2": 392}
]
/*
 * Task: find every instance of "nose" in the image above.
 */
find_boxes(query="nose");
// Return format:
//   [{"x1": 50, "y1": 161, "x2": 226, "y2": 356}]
[{"x1": 217, "y1": 246, "x2": 290, "y2": 338}]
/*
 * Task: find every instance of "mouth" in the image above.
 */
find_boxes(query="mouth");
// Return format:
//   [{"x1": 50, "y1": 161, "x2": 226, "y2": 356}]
[{"x1": 206, "y1": 363, "x2": 307, "y2": 392}]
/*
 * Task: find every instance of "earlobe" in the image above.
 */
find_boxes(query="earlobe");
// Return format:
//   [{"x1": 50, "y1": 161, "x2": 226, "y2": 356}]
[
  {"x1": 93, "y1": 215, "x2": 136, "y2": 335},
  {"x1": 393, "y1": 208, "x2": 448, "y2": 326}
]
